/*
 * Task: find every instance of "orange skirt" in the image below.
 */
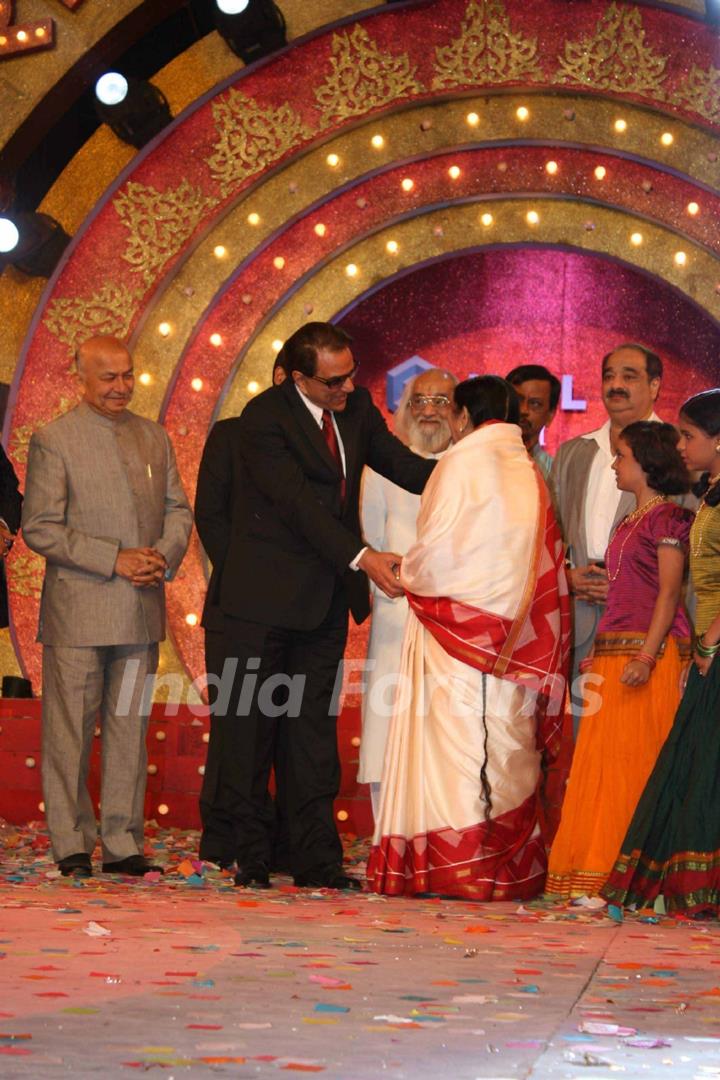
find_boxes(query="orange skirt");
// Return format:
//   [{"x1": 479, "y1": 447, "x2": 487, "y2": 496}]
[{"x1": 545, "y1": 634, "x2": 688, "y2": 899}]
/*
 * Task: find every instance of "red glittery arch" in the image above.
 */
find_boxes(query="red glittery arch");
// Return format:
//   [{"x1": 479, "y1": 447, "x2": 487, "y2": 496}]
[{"x1": 8, "y1": 0, "x2": 720, "y2": 683}]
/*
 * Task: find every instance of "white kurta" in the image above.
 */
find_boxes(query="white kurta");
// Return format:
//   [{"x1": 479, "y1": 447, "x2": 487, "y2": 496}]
[{"x1": 358, "y1": 462, "x2": 434, "y2": 784}]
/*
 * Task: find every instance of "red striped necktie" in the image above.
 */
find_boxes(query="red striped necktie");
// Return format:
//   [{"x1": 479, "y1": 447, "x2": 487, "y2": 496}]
[{"x1": 321, "y1": 409, "x2": 346, "y2": 501}]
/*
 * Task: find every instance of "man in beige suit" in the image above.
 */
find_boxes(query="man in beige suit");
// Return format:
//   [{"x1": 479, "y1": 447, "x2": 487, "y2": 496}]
[
  {"x1": 22, "y1": 336, "x2": 192, "y2": 878},
  {"x1": 550, "y1": 343, "x2": 663, "y2": 732}
]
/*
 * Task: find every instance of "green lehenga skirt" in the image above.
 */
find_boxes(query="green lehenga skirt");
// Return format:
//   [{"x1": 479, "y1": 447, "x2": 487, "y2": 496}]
[{"x1": 601, "y1": 657, "x2": 720, "y2": 915}]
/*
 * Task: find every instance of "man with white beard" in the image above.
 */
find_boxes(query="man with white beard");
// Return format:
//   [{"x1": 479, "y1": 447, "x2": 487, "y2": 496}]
[{"x1": 358, "y1": 368, "x2": 457, "y2": 819}]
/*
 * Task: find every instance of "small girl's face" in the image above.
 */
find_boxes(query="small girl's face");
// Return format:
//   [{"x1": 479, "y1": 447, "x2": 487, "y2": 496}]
[
  {"x1": 677, "y1": 415, "x2": 717, "y2": 474},
  {"x1": 612, "y1": 437, "x2": 645, "y2": 493}
]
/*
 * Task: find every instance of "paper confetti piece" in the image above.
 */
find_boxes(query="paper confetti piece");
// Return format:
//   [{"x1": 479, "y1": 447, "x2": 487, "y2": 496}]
[
  {"x1": 82, "y1": 921, "x2": 111, "y2": 937},
  {"x1": 314, "y1": 1004, "x2": 350, "y2": 1014}
]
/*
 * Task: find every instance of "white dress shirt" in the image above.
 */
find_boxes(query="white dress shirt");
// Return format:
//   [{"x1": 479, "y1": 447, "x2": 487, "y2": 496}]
[
  {"x1": 294, "y1": 385, "x2": 363, "y2": 567},
  {"x1": 582, "y1": 411, "x2": 662, "y2": 561}
]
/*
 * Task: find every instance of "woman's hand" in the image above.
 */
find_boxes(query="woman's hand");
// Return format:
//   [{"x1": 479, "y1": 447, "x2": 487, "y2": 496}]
[
  {"x1": 620, "y1": 659, "x2": 651, "y2": 687},
  {"x1": 693, "y1": 650, "x2": 715, "y2": 678}
]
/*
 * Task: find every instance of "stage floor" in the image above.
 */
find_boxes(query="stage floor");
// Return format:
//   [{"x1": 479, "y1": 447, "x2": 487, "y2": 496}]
[{"x1": 2, "y1": 825, "x2": 720, "y2": 1079}]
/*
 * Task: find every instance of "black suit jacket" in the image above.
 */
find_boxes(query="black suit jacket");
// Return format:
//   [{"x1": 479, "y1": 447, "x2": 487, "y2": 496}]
[
  {"x1": 195, "y1": 380, "x2": 435, "y2": 630},
  {"x1": 0, "y1": 443, "x2": 22, "y2": 628}
]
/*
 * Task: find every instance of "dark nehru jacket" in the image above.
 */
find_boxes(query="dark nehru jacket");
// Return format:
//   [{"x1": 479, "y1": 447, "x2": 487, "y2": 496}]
[{"x1": 205, "y1": 377, "x2": 435, "y2": 630}]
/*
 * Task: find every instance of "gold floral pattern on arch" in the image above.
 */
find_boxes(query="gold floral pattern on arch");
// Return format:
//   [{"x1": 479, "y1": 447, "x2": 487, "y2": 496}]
[
  {"x1": 315, "y1": 24, "x2": 425, "y2": 128},
  {"x1": 207, "y1": 89, "x2": 314, "y2": 198},
  {"x1": 114, "y1": 180, "x2": 217, "y2": 285},
  {"x1": 432, "y1": 0, "x2": 543, "y2": 90},
  {"x1": 554, "y1": 3, "x2": 669, "y2": 100},
  {"x1": 43, "y1": 283, "x2": 140, "y2": 359}
]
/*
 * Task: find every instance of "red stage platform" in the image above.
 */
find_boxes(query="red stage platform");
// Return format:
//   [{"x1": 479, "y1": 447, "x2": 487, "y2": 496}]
[{"x1": 0, "y1": 699, "x2": 373, "y2": 836}]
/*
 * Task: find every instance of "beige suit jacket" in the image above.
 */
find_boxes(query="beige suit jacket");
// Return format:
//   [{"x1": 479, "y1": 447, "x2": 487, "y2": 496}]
[{"x1": 22, "y1": 402, "x2": 192, "y2": 647}]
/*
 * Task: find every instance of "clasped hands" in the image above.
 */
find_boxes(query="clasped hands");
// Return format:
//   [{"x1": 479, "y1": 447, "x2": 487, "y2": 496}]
[
  {"x1": 568, "y1": 563, "x2": 609, "y2": 604},
  {"x1": 358, "y1": 548, "x2": 404, "y2": 599},
  {"x1": 114, "y1": 547, "x2": 167, "y2": 588}
]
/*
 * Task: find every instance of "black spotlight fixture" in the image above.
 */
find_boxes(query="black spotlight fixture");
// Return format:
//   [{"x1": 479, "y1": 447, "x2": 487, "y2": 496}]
[
  {"x1": 0, "y1": 212, "x2": 71, "y2": 278},
  {"x1": 94, "y1": 72, "x2": 173, "y2": 150},
  {"x1": 213, "y1": 0, "x2": 287, "y2": 65}
]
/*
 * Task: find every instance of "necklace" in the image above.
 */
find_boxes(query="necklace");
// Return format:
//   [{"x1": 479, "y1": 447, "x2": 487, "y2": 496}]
[
  {"x1": 607, "y1": 495, "x2": 668, "y2": 582},
  {"x1": 691, "y1": 475, "x2": 720, "y2": 557}
]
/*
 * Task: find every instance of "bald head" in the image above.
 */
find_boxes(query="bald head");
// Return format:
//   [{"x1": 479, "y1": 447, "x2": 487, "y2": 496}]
[{"x1": 76, "y1": 336, "x2": 134, "y2": 419}]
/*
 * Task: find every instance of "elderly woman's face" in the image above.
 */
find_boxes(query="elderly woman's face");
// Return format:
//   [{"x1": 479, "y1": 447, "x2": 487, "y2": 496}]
[{"x1": 447, "y1": 402, "x2": 471, "y2": 443}]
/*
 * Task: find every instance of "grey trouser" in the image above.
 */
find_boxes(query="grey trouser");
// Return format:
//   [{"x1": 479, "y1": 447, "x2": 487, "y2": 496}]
[{"x1": 41, "y1": 643, "x2": 158, "y2": 862}]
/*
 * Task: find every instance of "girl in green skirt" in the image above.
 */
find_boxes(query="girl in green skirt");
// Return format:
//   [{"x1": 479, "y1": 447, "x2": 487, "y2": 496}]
[{"x1": 602, "y1": 389, "x2": 720, "y2": 916}]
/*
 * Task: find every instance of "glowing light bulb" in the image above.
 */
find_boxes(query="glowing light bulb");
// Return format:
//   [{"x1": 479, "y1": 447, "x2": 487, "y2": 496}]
[
  {"x1": 158, "y1": 803, "x2": 169, "y2": 815},
  {"x1": 345, "y1": 263, "x2": 358, "y2": 278},
  {"x1": 594, "y1": 166, "x2": 607, "y2": 180},
  {"x1": 337, "y1": 809, "x2": 349, "y2": 822},
  {"x1": 191, "y1": 377, "x2": 204, "y2": 391},
  {"x1": 147, "y1": 764, "x2": 158, "y2": 775},
  {"x1": 401, "y1": 178, "x2": 414, "y2": 192},
  {"x1": 687, "y1": 202, "x2": 700, "y2": 216},
  {"x1": 314, "y1": 223, "x2": 327, "y2": 237},
  {"x1": 272, "y1": 339, "x2": 284, "y2": 353},
  {"x1": 247, "y1": 212, "x2": 260, "y2": 226},
  {"x1": 158, "y1": 322, "x2": 171, "y2": 337},
  {"x1": 480, "y1": 212, "x2": 493, "y2": 227},
  {"x1": 247, "y1": 380, "x2": 260, "y2": 394},
  {"x1": 273, "y1": 256, "x2": 285, "y2": 270},
  {"x1": 516, "y1": 106, "x2": 529, "y2": 121},
  {"x1": 371, "y1": 134, "x2": 385, "y2": 149},
  {"x1": 17, "y1": 30, "x2": 28, "y2": 42},
  {"x1": 630, "y1": 232, "x2": 643, "y2": 246},
  {"x1": 209, "y1": 333, "x2": 222, "y2": 347},
  {"x1": 38, "y1": 801, "x2": 45, "y2": 812},
  {"x1": 185, "y1": 612, "x2": 199, "y2": 626},
  {"x1": 674, "y1": 250, "x2": 687, "y2": 266},
  {"x1": 138, "y1": 372, "x2": 152, "y2": 386},
  {"x1": 0, "y1": 218, "x2": 19, "y2": 253},
  {"x1": 466, "y1": 112, "x2": 480, "y2": 127},
  {"x1": 213, "y1": 244, "x2": 227, "y2": 258},
  {"x1": 660, "y1": 131, "x2": 674, "y2": 147},
  {"x1": 35, "y1": 27, "x2": 46, "y2": 38},
  {"x1": 95, "y1": 72, "x2": 128, "y2": 106},
  {"x1": 448, "y1": 165, "x2": 461, "y2": 180},
  {"x1": 326, "y1": 153, "x2": 340, "y2": 168},
  {"x1": 386, "y1": 240, "x2": 399, "y2": 254},
  {"x1": 526, "y1": 210, "x2": 540, "y2": 225},
  {"x1": 614, "y1": 118, "x2": 627, "y2": 133},
  {"x1": 545, "y1": 160, "x2": 558, "y2": 175}
]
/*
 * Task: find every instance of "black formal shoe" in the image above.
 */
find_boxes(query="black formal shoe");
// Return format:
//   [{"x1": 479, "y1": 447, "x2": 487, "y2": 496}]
[
  {"x1": 233, "y1": 863, "x2": 271, "y2": 889},
  {"x1": 102, "y1": 855, "x2": 163, "y2": 876},
  {"x1": 294, "y1": 864, "x2": 362, "y2": 890},
  {"x1": 58, "y1": 853, "x2": 92, "y2": 878}
]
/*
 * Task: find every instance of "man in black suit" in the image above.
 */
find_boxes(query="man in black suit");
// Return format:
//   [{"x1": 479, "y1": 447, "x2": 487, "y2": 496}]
[
  {"x1": 0, "y1": 442, "x2": 22, "y2": 629},
  {"x1": 195, "y1": 349, "x2": 292, "y2": 873},
  {"x1": 196, "y1": 322, "x2": 435, "y2": 889}
]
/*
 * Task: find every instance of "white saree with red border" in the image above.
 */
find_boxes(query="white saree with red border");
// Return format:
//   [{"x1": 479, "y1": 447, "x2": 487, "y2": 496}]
[{"x1": 366, "y1": 422, "x2": 570, "y2": 899}]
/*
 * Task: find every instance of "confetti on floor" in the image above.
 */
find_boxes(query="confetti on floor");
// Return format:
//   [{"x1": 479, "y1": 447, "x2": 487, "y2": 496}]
[{"x1": 2, "y1": 820, "x2": 720, "y2": 1078}]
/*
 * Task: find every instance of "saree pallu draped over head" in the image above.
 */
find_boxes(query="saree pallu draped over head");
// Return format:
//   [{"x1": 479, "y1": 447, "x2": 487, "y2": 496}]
[{"x1": 367, "y1": 423, "x2": 571, "y2": 899}]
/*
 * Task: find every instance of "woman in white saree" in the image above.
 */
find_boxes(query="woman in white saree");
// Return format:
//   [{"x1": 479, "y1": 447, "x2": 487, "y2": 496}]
[{"x1": 367, "y1": 377, "x2": 570, "y2": 899}]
